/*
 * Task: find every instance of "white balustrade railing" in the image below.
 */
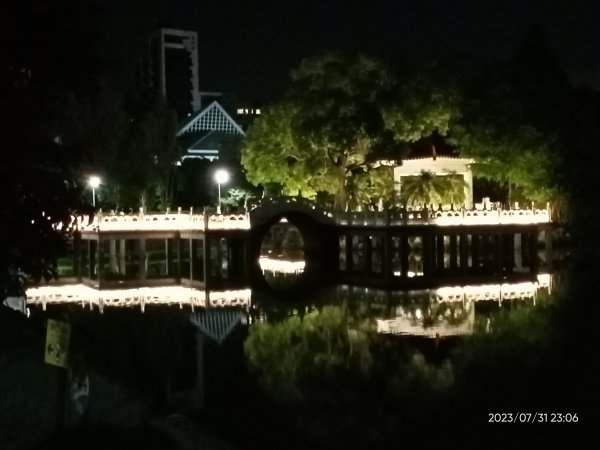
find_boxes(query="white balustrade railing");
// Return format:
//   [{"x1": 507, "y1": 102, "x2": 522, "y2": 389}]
[
  {"x1": 207, "y1": 214, "x2": 251, "y2": 230},
  {"x1": 72, "y1": 210, "x2": 250, "y2": 232},
  {"x1": 64, "y1": 202, "x2": 550, "y2": 233},
  {"x1": 335, "y1": 207, "x2": 551, "y2": 227}
]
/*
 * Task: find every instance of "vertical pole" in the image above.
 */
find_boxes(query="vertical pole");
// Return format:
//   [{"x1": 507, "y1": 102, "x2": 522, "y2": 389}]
[{"x1": 217, "y1": 183, "x2": 221, "y2": 214}]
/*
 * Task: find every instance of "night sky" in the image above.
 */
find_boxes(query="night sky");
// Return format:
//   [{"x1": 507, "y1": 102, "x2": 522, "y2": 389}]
[{"x1": 9, "y1": 0, "x2": 600, "y2": 103}]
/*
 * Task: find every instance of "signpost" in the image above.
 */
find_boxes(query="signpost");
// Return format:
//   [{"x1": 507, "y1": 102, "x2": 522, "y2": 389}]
[{"x1": 45, "y1": 319, "x2": 71, "y2": 368}]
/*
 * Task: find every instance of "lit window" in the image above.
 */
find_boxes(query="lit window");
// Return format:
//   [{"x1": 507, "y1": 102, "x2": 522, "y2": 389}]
[
  {"x1": 237, "y1": 108, "x2": 244, "y2": 114},
  {"x1": 255, "y1": 109, "x2": 261, "y2": 115}
]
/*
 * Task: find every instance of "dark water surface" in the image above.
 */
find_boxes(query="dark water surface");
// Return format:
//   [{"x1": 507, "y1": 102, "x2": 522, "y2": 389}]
[{"x1": 17, "y1": 267, "x2": 564, "y2": 449}]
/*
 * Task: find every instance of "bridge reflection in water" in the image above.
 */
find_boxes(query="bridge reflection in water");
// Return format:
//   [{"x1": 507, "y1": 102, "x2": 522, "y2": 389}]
[{"x1": 26, "y1": 271, "x2": 553, "y2": 339}]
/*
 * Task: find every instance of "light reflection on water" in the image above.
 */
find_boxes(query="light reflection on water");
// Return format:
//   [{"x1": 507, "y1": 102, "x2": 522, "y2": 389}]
[{"x1": 25, "y1": 272, "x2": 553, "y2": 338}]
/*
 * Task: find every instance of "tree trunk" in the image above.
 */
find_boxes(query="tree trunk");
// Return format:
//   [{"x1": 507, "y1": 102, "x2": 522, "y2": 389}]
[{"x1": 334, "y1": 166, "x2": 348, "y2": 211}]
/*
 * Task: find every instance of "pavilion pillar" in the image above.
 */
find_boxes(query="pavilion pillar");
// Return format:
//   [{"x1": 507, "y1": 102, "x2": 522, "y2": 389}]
[{"x1": 463, "y1": 169, "x2": 474, "y2": 209}]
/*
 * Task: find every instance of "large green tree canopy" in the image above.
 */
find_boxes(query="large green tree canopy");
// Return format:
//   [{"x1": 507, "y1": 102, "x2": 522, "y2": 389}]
[
  {"x1": 241, "y1": 52, "x2": 464, "y2": 210},
  {"x1": 242, "y1": 53, "x2": 406, "y2": 210}
]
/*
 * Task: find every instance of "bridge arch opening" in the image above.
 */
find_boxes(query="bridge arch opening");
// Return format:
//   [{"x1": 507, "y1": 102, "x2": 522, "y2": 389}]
[
  {"x1": 259, "y1": 217, "x2": 306, "y2": 290},
  {"x1": 248, "y1": 208, "x2": 338, "y2": 296}
]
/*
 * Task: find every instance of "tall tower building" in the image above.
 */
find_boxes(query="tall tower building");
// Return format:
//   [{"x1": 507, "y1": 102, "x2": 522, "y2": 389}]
[{"x1": 144, "y1": 28, "x2": 201, "y2": 120}]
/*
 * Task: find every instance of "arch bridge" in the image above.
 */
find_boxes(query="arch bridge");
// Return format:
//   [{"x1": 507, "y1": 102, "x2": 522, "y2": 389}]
[{"x1": 55, "y1": 197, "x2": 552, "y2": 293}]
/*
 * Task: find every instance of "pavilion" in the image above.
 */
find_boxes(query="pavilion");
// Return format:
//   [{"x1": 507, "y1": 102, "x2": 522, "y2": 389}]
[{"x1": 393, "y1": 155, "x2": 475, "y2": 209}]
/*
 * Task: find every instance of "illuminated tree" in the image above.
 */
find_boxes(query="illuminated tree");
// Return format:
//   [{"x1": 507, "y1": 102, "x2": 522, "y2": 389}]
[
  {"x1": 242, "y1": 52, "x2": 405, "y2": 209},
  {"x1": 399, "y1": 171, "x2": 446, "y2": 208}
]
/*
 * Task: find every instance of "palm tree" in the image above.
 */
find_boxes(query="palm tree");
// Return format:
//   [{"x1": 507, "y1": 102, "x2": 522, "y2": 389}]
[
  {"x1": 399, "y1": 170, "x2": 446, "y2": 208},
  {"x1": 439, "y1": 171, "x2": 469, "y2": 208}
]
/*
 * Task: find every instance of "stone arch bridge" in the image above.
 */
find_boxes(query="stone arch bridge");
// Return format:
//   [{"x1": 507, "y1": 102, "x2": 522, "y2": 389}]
[{"x1": 63, "y1": 196, "x2": 552, "y2": 294}]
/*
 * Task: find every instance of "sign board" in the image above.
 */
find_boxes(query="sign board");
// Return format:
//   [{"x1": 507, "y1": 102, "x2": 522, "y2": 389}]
[{"x1": 44, "y1": 319, "x2": 71, "y2": 368}]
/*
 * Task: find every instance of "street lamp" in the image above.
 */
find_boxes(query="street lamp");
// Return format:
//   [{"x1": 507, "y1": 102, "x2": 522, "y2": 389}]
[
  {"x1": 214, "y1": 169, "x2": 229, "y2": 214},
  {"x1": 88, "y1": 175, "x2": 101, "y2": 208}
]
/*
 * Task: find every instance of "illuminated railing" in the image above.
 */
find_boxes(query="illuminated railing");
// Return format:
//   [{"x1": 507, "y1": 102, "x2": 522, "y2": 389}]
[
  {"x1": 335, "y1": 207, "x2": 551, "y2": 227},
  {"x1": 69, "y1": 210, "x2": 250, "y2": 232},
  {"x1": 59, "y1": 201, "x2": 550, "y2": 234},
  {"x1": 26, "y1": 284, "x2": 251, "y2": 313}
]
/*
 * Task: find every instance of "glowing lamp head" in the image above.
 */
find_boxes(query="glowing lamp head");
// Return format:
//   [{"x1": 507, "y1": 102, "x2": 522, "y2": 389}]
[
  {"x1": 88, "y1": 175, "x2": 101, "y2": 189},
  {"x1": 214, "y1": 169, "x2": 229, "y2": 184}
]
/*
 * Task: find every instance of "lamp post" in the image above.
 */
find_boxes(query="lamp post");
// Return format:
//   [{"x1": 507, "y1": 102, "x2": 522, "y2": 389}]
[
  {"x1": 214, "y1": 169, "x2": 229, "y2": 214},
  {"x1": 88, "y1": 175, "x2": 101, "y2": 208}
]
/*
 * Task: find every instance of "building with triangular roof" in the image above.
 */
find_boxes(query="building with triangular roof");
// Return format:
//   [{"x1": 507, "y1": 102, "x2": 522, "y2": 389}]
[{"x1": 176, "y1": 100, "x2": 246, "y2": 163}]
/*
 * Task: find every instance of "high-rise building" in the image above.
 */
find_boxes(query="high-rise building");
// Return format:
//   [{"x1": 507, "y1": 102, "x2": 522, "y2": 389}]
[{"x1": 140, "y1": 28, "x2": 202, "y2": 120}]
